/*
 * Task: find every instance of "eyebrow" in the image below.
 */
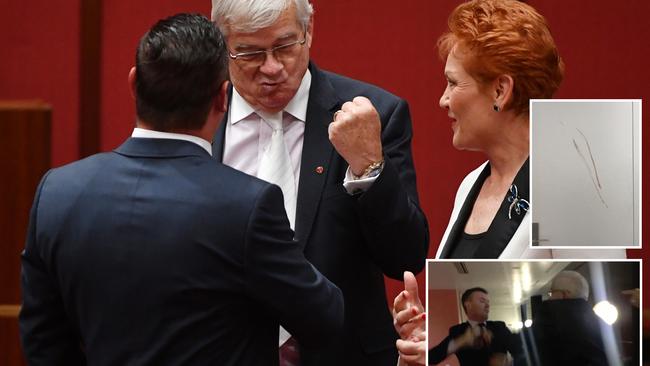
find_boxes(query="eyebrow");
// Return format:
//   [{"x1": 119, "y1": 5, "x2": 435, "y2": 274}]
[
  {"x1": 444, "y1": 71, "x2": 457, "y2": 78},
  {"x1": 233, "y1": 32, "x2": 299, "y2": 51}
]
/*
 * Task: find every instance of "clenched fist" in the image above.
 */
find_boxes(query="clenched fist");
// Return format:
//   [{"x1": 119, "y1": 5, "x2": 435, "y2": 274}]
[{"x1": 328, "y1": 96, "x2": 383, "y2": 176}]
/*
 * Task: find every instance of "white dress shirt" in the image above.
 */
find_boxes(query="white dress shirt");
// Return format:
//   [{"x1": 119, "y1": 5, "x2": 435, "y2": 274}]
[
  {"x1": 131, "y1": 128, "x2": 213, "y2": 155},
  {"x1": 223, "y1": 69, "x2": 378, "y2": 198},
  {"x1": 222, "y1": 71, "x2": 311, "y2": 190}
]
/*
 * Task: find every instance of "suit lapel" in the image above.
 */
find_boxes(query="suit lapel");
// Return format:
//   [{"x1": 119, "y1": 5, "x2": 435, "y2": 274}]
[
  {"x1": 211, "y1": 86, "x2": 233, "y2": 163},
  {"x1": 473, "y1": 158, "x2": 529, "y2": 258},
  {"x1": 440, "y1": 164, "x2": 491, "y2": 258},
  {"x1": 293, "y1": 63, "x2": 340, "y2": 245}
]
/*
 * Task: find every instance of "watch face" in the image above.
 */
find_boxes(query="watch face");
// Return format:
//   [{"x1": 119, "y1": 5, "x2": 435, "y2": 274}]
[
  {"x1": 356, "y1": 160, "x2": 384, "y2": 180},
  {"x1": 366, "y1": 167, "x2": 382, "y2": 178}
]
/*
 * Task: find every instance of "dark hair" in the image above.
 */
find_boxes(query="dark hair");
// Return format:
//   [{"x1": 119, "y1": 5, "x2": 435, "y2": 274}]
[
  {"x1": 135, "y1": 13, "x2": 228, "y2": 131},
  {"x1": 461, "y1": 287, "x2": 488, "y2": 313}
]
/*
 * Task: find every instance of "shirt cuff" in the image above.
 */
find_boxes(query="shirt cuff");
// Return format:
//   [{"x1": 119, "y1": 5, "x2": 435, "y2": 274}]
[
  {"x1": 342, "y1": 166, "x2": 380, "y2": 194},
  {"x1": 447, "y1": 339, "x2": 456, "y2": 355},
  {"x1": 279, "y1": 326, "x2": 291, "y2": 347}
]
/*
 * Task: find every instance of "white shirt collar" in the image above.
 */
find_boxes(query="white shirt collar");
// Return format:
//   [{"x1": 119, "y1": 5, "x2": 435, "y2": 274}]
[
  {"x1": 131, "y1": 128, "x2": 213, "y2": 156},
  {"x1": 468, "y1": 319, "x2": 486, "y2": 328},
  {"x1": 284, "y1": 69, "x2": 311, "y2": 121},
  {"x1": 230, "y1": 69, "x2": 312, "y2": 124}
]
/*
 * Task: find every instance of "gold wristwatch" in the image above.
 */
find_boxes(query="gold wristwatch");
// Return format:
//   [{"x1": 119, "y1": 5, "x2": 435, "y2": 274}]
[{"x1": 353, "y1": 159, "x2": 385, "y2": 180}]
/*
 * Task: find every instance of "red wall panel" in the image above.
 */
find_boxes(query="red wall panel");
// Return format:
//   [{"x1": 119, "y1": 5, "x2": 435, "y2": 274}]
[
  {"x1": 428, "y1": 289, "x2": 461, "y2": 366},
  {"x1": 0, "y1": 0, "x2": 80, "y2": 167}
]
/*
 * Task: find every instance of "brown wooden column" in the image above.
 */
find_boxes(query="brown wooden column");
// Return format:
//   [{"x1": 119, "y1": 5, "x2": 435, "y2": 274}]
[
  {"x1": 79, "y1": 0, "x2": 103, "y2": 158},
  {"x1": 0, "y1": 101, "x2": 51, "y2": 366}
]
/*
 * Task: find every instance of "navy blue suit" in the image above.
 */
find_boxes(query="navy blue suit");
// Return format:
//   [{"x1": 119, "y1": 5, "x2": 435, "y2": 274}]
[
  {"x1": 19, "y1": 137, "x2": 344, "y2": 366},
  {"x1": 213, "y1": 63, "x2": 429, "y2": 365},
  {"x1": 532, "y1": 299, "x2": 608, "y2": 366}
]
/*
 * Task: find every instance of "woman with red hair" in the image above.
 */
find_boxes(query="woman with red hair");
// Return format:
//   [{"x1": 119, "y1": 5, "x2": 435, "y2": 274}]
[
  {"x1": 435, "y1": 0, "x2": 564, "y2": 259},
  {"x1": 432, "y1": 0, "x2": 626, "y2": 262},
  {"x1": 435, "y1": 0, "x2": 627, "y2": 259}
]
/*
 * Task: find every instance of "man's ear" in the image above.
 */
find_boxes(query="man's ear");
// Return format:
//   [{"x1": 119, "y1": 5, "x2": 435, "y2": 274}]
[
  {"x1": 493, "y1": 74, "x2": 514, "y2": 111},
  {"x1": 215, "y1": 80, "x2": 229, "y2": 113},
  {"x1": 128, "y1": 67, "x2": 137, "y2": 100},
  {"x1": 306, "y1": 16, "x2": 314, "y2": 48}
]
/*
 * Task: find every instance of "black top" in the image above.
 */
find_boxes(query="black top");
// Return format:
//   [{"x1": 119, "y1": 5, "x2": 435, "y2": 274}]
[
  {"x1": 453, "y1": 232, "x2": 488, "y2": 258},
  {"x1": 444, "y1": 158, "x2": 529, "y2": 259}
]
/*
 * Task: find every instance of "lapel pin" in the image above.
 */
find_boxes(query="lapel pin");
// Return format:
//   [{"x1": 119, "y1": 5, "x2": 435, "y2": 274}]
[{"x1": 315, "y1": 166, "x2": 324, "y2": 174}]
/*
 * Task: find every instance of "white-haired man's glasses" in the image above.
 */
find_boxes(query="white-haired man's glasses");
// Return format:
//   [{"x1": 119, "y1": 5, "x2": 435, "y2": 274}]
[{"x1": 228, "y1": 31, "x2": 306, "y2": 67}]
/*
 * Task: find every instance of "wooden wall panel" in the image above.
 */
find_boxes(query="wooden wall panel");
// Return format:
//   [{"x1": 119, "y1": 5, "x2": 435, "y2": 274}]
[
  {"x1": 79, "y1": 0, "x2": 102, "y2": 158},
  {"x1": 0, "y1": 317, "x2": 25, "y2": 366},
  {"x1": 0, "y1": 101, "x2": 51, "y2": 366}
]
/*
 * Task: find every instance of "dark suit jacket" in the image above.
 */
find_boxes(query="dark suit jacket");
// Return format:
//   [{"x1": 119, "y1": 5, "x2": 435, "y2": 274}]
[
  {"x1": 429, "y1": 321, "x2": 518, "y2": 366},
  {"x1": 213, "y1": 63, "x2": 429, "y2": 365},
  {"x1": 532, "y1": 299, "x2": 608, "y2": 366},
  {"x1": 19, "y1": 138, "x2": 344, "y2": 366}
]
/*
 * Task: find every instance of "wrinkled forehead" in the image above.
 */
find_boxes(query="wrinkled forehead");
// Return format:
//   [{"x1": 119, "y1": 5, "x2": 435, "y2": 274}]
[
  {"x1": 223, "y1": 8, "x2": 304, "y2": 48},
  {"x1": 443, "y1": 45, "x2": 475, "y2": 77}
]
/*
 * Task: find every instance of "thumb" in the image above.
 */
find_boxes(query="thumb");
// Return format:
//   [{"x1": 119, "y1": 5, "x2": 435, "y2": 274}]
[{"x1": 403, "y1": 271, "x2": 421, "y2": 304}]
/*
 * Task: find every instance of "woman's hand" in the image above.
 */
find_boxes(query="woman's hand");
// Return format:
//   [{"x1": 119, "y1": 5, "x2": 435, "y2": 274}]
[{"x1": 393, "y1": 271, "x2": 426, "y2": 366}]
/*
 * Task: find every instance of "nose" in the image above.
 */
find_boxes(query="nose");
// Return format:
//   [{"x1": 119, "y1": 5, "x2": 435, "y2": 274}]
[
  {"x1": 439, "y1": 87, "x2": 449, "y2": 109},
  {"x1": 259, "y1": 51, "x2": 284, "y2": 75}
]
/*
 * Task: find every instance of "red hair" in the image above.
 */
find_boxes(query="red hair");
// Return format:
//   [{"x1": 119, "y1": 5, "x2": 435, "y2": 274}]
[{"x1": 438, "y1": 0, "x2": 564, "y2": 115}]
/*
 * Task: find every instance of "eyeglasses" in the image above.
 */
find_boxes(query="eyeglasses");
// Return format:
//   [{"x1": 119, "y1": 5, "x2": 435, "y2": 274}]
[
  {"x1": 548, "y1": 289, "x2": 565, "y2": 298},
  {"x1": 228, "y1": 33, "x2": 306, "y2": 67}
]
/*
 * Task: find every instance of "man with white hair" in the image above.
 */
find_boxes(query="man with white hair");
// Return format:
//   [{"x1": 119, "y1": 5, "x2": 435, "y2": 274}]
[
  {"x1": 210, "y1": 0, "x2": 429, "y2": 365},
  {"x1": 548, "y1": 270, "x2": 590, "y2": 300},
  {"x1": 533, "y1": 270, "x2": 608, "y2": 366}
]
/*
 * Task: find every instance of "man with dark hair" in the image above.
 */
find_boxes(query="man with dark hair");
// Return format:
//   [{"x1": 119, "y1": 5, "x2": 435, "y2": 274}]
[
  {"x1": 461, "y1": 287, "x2": 489, "y2": 310},
  {"x1": 133, "y1": 13, "x2": 229, "y2": 131},
  {"x1": 19, "y1": 13, "x2": 343, "y2": 366},
  {"x1": 429, "y1": 287, "x2": 521, "y2": 365}
]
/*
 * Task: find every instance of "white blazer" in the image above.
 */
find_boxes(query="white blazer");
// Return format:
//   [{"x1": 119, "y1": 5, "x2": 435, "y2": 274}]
[{"x1": 435, "y1": 162, "x2": 627, "y2": 259}]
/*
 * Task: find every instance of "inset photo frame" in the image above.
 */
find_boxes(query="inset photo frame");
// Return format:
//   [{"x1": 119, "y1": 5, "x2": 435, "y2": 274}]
[{"x1": 530, "y1": 100, "x2": 641, "y2": 248}]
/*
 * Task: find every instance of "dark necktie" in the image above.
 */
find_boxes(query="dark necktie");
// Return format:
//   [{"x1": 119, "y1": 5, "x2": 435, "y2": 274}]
[
  {"x1": 279, "y1": 337, "x2": 300, "y2": 366},
  {"x1": 476, "y1": 323, "x2": 487, "y2": 348}
]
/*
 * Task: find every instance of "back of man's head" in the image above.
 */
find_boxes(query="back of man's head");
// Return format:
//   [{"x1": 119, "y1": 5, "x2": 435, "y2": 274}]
[
  {"x1": 551, "y1": 270, "x2": 589, "y2": 300},
  {"x1": 134, "y1": 13, "x2": 228, "y2": 132}
]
